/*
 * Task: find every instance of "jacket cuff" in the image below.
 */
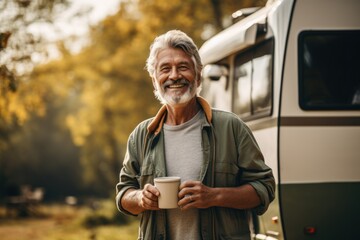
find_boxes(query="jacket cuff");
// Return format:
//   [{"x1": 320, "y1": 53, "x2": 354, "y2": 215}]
[{"x1": 248, "y1": 181, "x2": 271, "y2": 215}]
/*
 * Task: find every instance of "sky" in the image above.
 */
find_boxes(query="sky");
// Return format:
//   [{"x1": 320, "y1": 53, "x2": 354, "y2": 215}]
[
  {"x1": 0, "y1": 0, "x2": 122, "y2": 73},
  {"x1": 28, "y1": 0, "x2": 122, "y2": 55},
  {"x1": 33, "y1": 0, "x2": 121, "y2": 41}
]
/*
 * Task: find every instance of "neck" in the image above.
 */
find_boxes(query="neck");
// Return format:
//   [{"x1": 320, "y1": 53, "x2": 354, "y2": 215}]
[{"x1": 165, "y1": 97, "x2": 200, "y2": 125}]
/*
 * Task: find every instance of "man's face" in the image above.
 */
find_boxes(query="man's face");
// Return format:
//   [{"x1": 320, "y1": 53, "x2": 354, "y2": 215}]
[{"x1": 153, "y1": 47, "x2": 199, "y2": 106}]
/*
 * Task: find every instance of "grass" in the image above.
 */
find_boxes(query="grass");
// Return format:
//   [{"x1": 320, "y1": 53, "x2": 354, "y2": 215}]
[{"x1": 0, "y1": 200, "x2": 139, "y2": 240}]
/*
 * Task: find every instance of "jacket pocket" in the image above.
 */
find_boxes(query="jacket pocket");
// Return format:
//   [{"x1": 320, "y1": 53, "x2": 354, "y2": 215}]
[
  {"x1": 137, "y1": 164, "x2": 155, "y2": 189},
  {"x1": 215, "y1": 162, "x2": 239, "y2": 187}
]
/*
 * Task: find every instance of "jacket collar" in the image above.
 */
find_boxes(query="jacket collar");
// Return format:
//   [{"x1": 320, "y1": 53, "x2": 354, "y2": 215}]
[{"x1": 147, "y1": 96, "x2": 212, "y2": 135}]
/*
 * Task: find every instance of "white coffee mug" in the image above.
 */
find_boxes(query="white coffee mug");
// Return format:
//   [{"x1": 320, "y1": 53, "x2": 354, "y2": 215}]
[{"x1": 154, "y1": 176, "x2": 181, "y2": 209}]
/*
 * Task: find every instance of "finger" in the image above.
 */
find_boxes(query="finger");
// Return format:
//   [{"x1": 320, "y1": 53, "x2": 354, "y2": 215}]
[
  {"x1": 179, "y1": 195, "x2": 196, "y2": 210},
  {"x1": 179, "y1": 180, "x2": 200, "y2": 189},
  {"x1": 178, "y1": 184, "x2": 199, "y2": 198},
  {"x1": 178, "y1": 194, "x2": 194, "y2": 206},
  {"x1": 145, "y1": 184, "x2": 160, "y2": 196},
  {"x1": 178, "y1": 188, "x2": 191, "y2": 199},
  {"x1": 141, "y1": 192, "x2": 159, "y2": 210},
  {"x1": 143, "y1": 198, "x2": 159, "y2": 209},
  {"x1": 141, "y1": 184, "x2": 160, "y2": 210},
  {"x1": 178, "y1": 181, "x2": 199, "y2": 196},
  {"x1": 143, "y1": 188, "x2": 158, "y2": 201}
]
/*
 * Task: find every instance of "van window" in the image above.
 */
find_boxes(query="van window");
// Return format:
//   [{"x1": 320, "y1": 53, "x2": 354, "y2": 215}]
[
  {"x1": 233, "y1": 39, "x2": 274, "y2": 120},
  {"x1": 201, "y1": 64, "x2": 231, "y2": 112},
  {"x1": 299, "y1": 30, "x2": 360, "y2": 110}
]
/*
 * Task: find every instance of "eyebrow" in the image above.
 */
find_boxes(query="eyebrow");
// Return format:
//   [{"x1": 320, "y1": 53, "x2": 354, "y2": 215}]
[{"x1": 158, "y1": 60, "x2": 192, "y2": 69}]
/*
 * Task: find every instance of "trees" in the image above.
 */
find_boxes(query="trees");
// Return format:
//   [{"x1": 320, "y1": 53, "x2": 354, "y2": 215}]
[
  {"x1": 0, "y1": 0, "x2": 70, "y2": 149},
  {"x1": 1, "y1": 0, "x2": 266, "y2": 200},
  {"x1": 0, "y1": 0, "x2": 73, "y2": 200}
]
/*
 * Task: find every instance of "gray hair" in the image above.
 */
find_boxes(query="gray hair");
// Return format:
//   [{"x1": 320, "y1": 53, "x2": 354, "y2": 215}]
[{"x1": 145, "y1": 30, "x2": 203, "y2": 81}]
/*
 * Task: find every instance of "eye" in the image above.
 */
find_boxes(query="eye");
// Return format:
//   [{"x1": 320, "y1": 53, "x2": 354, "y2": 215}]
[
  {"x1": 160, "y1": 66, "x2": 171, "y2": 72},
  {"x1": 178, "y1": 65, "x2": 189, "y2": 71}
]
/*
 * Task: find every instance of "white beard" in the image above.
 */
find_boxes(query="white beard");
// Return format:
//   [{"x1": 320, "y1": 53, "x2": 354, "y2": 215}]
[{"x1": 154, "y1": 79, "x2": 198, "y2": 105}]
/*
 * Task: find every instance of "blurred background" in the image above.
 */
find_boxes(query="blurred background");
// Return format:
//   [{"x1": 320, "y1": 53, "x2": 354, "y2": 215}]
[{"x1": 0, "y1": 0, "x2": 265, "y2": 239}]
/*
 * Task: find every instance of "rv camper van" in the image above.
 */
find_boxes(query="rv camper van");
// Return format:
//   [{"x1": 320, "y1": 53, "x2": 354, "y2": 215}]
[{"x1": 199, "y1": 0, "x2": 360, "y2": 239}]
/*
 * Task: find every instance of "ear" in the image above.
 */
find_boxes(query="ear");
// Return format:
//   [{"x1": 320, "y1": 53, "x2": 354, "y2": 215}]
[{"x1": 196, "y1": 76, "x2": 201, "y2": 87}]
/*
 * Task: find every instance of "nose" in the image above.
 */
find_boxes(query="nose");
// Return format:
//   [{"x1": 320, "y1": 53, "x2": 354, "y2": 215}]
[{"x1": 169, "y1": 67, "x2": 180, "y2": 80}]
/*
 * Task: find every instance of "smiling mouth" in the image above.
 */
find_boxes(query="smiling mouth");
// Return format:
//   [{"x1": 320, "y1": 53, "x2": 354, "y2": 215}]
[
  {"x1": 163, "y1": 79, "x2": 189, "y2": 89},
  {"x1": 167, "y1": 83, "x2": 187, "y2": 89}
]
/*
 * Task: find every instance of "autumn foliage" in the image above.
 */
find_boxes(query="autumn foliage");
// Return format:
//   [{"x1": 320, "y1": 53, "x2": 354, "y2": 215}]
[{"x1": 0, "y1": 0, "x2": 265, "y2": 200}]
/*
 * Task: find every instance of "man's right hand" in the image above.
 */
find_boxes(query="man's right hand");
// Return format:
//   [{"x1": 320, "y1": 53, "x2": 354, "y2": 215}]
[{"x1": 121, "y1": 184, "x2": 160, "y2": 215}]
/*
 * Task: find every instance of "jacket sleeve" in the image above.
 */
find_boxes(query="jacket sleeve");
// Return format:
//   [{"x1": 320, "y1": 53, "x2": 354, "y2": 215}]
[
  {"x1": 115, "y1": 129, "x2": 141, "y2": 216},
  {"x1": 237, "y1": 122, "x2": 275, "y2": 215}
]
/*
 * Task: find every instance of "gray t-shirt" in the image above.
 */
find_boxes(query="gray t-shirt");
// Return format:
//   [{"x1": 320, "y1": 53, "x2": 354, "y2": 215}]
[{"x1": 163, "y1": 109, "x2": 205, "y2": 240}]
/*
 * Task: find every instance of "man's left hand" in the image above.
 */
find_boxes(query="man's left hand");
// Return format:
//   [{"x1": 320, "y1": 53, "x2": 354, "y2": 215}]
[{"x1": 178, "y1": 180, "x2": 217, "y2": 210}]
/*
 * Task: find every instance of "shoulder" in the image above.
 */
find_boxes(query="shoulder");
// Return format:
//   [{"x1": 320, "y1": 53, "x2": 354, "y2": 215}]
[
  {"x1": 211, "y1": 108, "x2": 245, "y2": 126},
  {"x1": 210, "y1": 108, "x2": 253, "y2": 136},
  {"x1": 131, "y1": 118, "x2": 154, "y2": 137},
  {"x1": 127, "y1": 117, "x2": 154, "y2": 146}
]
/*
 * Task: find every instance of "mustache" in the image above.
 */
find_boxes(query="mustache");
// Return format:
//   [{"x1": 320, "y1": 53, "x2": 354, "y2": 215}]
[{"x1": 162, "y1": 79, "x2": 189, "y2": 88}]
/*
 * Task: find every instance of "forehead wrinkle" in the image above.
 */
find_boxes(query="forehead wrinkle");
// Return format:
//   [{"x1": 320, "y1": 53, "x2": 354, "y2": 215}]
[
  {"x1": 157, "y1": 58, "x2": 193, "y2": 70},
  {"x1": 156, "y1": 48, "x2": 193, "y2": 68}
]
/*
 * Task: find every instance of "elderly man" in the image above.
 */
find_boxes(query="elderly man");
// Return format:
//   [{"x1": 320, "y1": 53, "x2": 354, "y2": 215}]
[{"x1": 116, "y1": 30, "x2": 275, "y2": 240}]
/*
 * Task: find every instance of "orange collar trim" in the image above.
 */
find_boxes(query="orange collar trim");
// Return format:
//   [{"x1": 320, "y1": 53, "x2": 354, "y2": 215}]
[{"x1": 147, "y1": 96, "x2": 212, "y2": 135}]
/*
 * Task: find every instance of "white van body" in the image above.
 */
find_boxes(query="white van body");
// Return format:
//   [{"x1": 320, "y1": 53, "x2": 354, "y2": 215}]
[{"x1": 199, "y1": 0, "x2": 360, "y2": 239}]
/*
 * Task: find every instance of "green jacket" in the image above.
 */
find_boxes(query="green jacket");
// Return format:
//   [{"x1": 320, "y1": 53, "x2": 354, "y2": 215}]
[{"x1": 116, "y1": 97, "x2": 275, "y2": 240}]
